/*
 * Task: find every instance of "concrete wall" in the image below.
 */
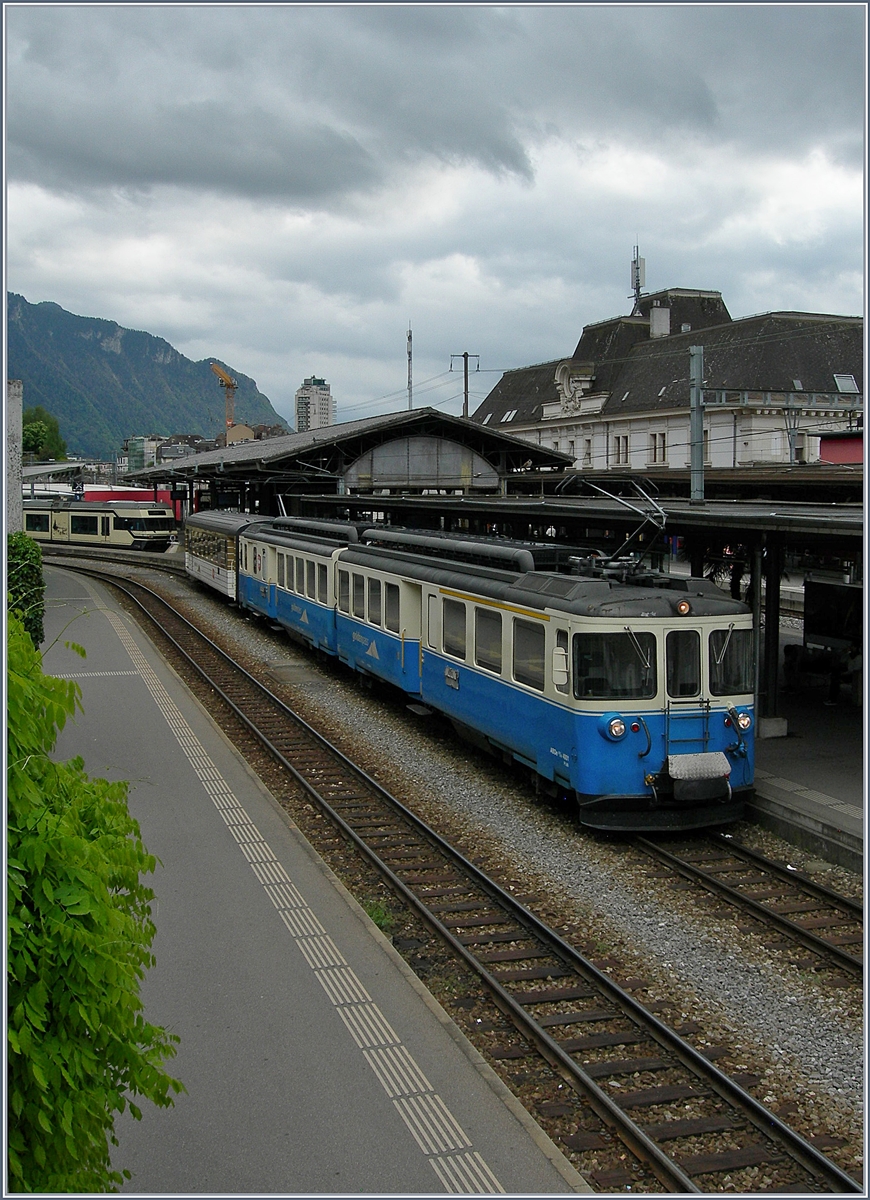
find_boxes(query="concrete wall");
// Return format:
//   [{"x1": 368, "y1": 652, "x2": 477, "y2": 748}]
[{"x1": 6, "y1": 379, "x2": 23, "y2": 533}]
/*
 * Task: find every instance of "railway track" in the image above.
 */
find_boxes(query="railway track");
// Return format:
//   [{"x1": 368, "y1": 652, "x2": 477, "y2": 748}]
[
  {"x1": 64, "y1": 563, "x2": 860, "y2": 1194},
  {"x1": 634, "y1": 835, "x2": 863, "y2": 980}
]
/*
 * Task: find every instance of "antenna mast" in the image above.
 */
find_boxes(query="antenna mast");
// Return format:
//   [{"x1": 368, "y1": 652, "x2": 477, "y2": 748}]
[
  {"x1": 407, "y1": 323, "x2": 413, "y2": 410},
  {"x1": 630, "y1": 246, "x2": 645, "y2": 314}
]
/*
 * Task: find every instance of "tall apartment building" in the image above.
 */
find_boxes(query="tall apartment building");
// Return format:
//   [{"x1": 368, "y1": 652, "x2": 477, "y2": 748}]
[{"x1": 295, "y1": 376, "x2": 335, "y2": 432}]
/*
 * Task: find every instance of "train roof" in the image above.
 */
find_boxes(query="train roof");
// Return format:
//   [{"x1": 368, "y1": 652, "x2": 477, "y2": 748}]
[
  {"x1": 185, "y1": 510, "x2": 272, "y2": 534},
  {"x1": 23, "y1": 498, "x2": 173, "y2": 512},
  {"x1": 338, "y1": 544, "x2": 750, "y2": 619}
]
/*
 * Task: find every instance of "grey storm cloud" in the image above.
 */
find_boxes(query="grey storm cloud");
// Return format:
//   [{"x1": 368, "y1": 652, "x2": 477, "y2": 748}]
[{"x1": 6, "y1": 5, "x2": 864, "y2": 203}]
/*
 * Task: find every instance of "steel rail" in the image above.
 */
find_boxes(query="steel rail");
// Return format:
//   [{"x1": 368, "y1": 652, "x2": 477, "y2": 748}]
[
  {"x1": 67, "y1": 564, "x2": 862, "y2": 1194},
  {"x1": 711, "y1": 834, "x2": 864, "y2": 916},
  {"x1": 634, "y1": 836, "x2": 863, "y2": 977}
]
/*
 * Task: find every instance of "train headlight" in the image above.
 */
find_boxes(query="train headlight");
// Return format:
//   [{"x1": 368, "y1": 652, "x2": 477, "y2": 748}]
[
  {"x1": 598, "y1": 713, "x2": 628, "y2": 741},
  {"x1": 736, "y1": 711, "x2": 752, "y2": 731},
  {"x1": 676, "y1": 599, "x2": 692, "y2": 615}
]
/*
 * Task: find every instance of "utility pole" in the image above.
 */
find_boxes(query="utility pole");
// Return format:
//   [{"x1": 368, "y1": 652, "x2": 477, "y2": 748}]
[
  {"x1": 407, "y1": 324, "x2": 413, "y2": 410},
  {"x1": 689, "y1": 345, "x2": 705, "y2": 504},
  {"x1": 450, "y1": 352, "x2": 479, "y2": 419}
]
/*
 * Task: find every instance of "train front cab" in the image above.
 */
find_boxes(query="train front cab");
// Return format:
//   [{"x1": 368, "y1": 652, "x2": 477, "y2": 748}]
[{"x1": 571, "y1": 618, "x2": 754, "y2": 832}]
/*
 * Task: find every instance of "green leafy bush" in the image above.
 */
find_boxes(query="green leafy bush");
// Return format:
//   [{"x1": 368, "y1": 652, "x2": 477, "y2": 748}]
[
  {"x1": 7, "y1": 614, "x2": 183, "y2": 1192},
  {"x1": 7, "y1": 532, "x2": 46, "y2": 647}
]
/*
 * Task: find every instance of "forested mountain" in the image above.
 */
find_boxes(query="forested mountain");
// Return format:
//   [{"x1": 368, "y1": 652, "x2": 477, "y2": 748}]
[{"x1": 7, "y1": 293, "x2": 290, "y2": 460}]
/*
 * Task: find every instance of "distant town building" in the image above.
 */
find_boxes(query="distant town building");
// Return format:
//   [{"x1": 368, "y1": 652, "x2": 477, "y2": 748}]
[
  {"x1": 295, "y1": 376, "x2": 335, "y2": 432},
  {"x1": 124, "y1": 435, "x2": 166, "y2": 471}
]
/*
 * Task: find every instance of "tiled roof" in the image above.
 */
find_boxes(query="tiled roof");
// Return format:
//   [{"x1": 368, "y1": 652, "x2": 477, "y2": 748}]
[
  {"x1": 471, "y1": 290, "x2": 861, "y2": 428},
  {"x1": 603, "y1": 312, "x2": 863, "y2": 417}
]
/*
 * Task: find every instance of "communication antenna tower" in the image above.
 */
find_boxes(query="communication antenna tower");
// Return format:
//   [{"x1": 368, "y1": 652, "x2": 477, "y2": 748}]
[
  {"x1": 630, "y1": 246, "x2": 646, "y2": 314},
  {"x1": 407, "y1": 323, "x2": 413, "y2": 410}
]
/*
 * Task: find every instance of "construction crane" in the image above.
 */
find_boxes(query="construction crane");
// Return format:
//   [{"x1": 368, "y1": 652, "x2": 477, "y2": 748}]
[{"x1": 210, "y1": 362, "x2": 237, "y2": 430}]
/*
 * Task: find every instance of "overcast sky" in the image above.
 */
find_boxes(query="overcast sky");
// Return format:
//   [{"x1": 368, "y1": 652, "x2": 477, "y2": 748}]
[{"x1": 5, "y1": 4, "x2": 866, "y2": 433}]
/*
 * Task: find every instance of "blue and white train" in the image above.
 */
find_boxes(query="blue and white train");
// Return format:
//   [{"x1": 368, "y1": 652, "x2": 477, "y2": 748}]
[{"x1": 184, "y1": 510, "x2": 755, "y2": 832}]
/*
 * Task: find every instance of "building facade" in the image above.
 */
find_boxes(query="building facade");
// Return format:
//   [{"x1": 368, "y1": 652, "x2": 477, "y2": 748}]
[
  {"x1": 472, "y1": 290, "x2": 863, "y2": 473},
  {"x1": 295, "y1": 377, "x2": 335, "y2": 432}
]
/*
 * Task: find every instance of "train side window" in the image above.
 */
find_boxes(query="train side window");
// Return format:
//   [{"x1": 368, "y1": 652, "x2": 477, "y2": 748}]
[
  {"x1": 475, "y1": 608, "x2": 502, "y2": 673},
  {"x1": 277, "y1": 553, "x2": 285, "y2": 588},
  {"x1": 352, "y1": 573, "x2": 366, "y2": 619},
  {"x1": 667, "y1": 630, "x2": 700, "y2": 697},
  {"x1": 295, "y1": 557, "x2": 305, "y2": 593},
  {"x1": 368, "y1": 578, "x2": 382, "y2": 626},
  {"x1": 427, "y1": 594, "x2": 439, "y2": 649},
  {"x1": 338, "y1": 569, "x2": 350, "y2": 613},
  {"x1": 25, "y1": 513, "x2": 49, "y2": 532},
  {"x1": 71, "y1": 515, "x2": 98, "y2": 536},
  {"x1": 513, "y1": 618, "x2": 545, "y2": 690},
  {"x1": 318, "y1": 563, "x2": 328, "y2": 605},
  {"x1": 385, "y1": 583, "x2": 400, "y2": 632},
  {"x1": 443, "y1": 599, "x2": 466, "y2": 660},
  {"x1": 101, "y1": 516, "x2": 110, "y2": 536},
  {"x1": 709, "y1": 627, "x2": 754, "y2": 695},
  {"x1": 574, "y1": 631, "x2": 657, "y2": 699},
  {"x1": 554, "y1": 628, "x2": 570, "y2": 693},
  {"x1": 306, "y1": 560, "x2": 316, "y2": 599}
]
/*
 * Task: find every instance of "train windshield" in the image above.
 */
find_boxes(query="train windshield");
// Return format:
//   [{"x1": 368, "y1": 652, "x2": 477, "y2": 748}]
[
  {"x1": 573, "y1": 631, "x2": 657, "y2": 699},
  {"x1": 666, "y1": 630, "x2": 701, "y2": 698},
  {"x1": 709, "y1": 626, "x2": 754, "y2": 695}
]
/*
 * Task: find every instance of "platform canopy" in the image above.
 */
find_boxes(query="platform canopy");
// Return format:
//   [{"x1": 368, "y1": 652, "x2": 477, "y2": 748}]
[{"x1": 127, "y1": 407, "x2": 571, "y2": 494}]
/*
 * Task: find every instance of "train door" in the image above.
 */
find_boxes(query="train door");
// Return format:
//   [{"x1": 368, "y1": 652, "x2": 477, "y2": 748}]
[
  {"x1": 100, "y1": 514, "x2": 111, "y2": 543},
  {"x1": 664, "y1": 627, "x2": 710, "y2": 753},
  {"x1": 49, "y1": 509, "x2": 70, "y2": 543}
]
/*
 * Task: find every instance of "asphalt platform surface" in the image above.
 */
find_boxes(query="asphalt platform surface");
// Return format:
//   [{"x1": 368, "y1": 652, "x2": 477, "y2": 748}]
[{"x1": 41, "y1": 566, "x2": 587, "y2": 1195}]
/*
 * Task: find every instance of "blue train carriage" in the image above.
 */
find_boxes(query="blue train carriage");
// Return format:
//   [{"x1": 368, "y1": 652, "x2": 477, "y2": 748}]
[
  {"x1": 237, "y1": 519, "x2": 361, "y2": 654},
  {"x1": 330, "y1": 539, "x2": 753, "y2": 832},
  {"x1": 184, "y1": 510, "x2": 272, "y2": 599},
  {"x1": 332, "y1": 532, "x2": 547, "y2": 698}
]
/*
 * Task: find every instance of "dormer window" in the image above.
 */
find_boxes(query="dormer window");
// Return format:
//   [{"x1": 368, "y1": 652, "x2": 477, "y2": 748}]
[
  {"x1": 501, "y1": 409, "x2": 518, "y2": 422},
  {"x1": 481, "y1": 413, "x2": 492, "y2": 424},
  {"x1": 834, "y1": 374, "x2": 859, "y2": 394}
]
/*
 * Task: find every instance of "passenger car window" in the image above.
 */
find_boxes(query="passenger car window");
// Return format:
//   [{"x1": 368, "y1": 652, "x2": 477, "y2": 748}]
[
  {"x1": 295, "y1": 557, "x2": 305, "y2": 593},
  {"x1": 352, "y1": 573, "x2": 366, "y2": 619},
  {"x1": 277, "y1": 553, "x2": 285, "y2": 588},
  {"x1": 368, "y1": 578, "x2": 382, "y2": 626},
  {"x1": 443, "y1": 599, "x2": 466, "y2": 660},
  {"x1": 318, "y1": 563, "x2": 328, "y2": 605},
  {"x1": 385, "y1": 583, "x2": 400, "y2": 632},
  {"x1": 306, "y1": 560, "x2": 316, "y2": 599},
  {"x1": 338, "y1": 569, "x2": 350, "y2": 613},
  {"x1": 475, "y1": 608, "x2": 502, "y2": 673},
  {"x1": 513, "y1": 618, "x2": 545, "y2": 690},
  {"x1": 25, "y1": 513, "x2": 49, "y2": 532}
]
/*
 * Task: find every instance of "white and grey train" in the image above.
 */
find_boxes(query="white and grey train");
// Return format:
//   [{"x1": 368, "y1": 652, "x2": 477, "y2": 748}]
[{"x1": 24, "y1": 499, "x2": 176, "y2": 552}]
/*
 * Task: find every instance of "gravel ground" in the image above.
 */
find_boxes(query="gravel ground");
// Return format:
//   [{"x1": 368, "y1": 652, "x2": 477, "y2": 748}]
[{"x1": 127, "y1": 567, "x2": 866, "y2": 1182}]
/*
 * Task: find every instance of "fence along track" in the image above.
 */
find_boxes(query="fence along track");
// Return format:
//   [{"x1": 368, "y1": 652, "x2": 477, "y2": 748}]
[
  {"x1": 73, "y1": 566, "x2": 861, "y2": 1194},
  {"x1": 634, "y1": 835, "x2": 863, "y2": 978}
]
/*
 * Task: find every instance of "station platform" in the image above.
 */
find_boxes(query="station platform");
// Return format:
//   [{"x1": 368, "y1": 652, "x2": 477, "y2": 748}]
[
  {"x1": 40, "y1": 566, "x2": 587, "y2": 1195},
  {"x1": 751, "y1": 686, "x2": 864, "y2": 873}
]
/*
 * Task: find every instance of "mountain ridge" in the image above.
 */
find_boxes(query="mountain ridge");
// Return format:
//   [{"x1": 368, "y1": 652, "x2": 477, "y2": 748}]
[{"x1": 7, "y1": 293, "x2": 290, "y2": 459}]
